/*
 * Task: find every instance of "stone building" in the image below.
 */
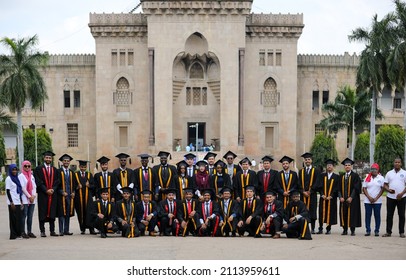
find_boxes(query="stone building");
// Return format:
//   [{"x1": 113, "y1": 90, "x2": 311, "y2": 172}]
[{"x1": 3, "y1": 0, "x2": 405, "y2": 171}]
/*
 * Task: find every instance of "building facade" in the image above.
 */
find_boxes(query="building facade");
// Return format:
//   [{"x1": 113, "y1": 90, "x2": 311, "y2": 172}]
[{"x1": 4, "y1": 0, "x2": 405, "y2": 170}]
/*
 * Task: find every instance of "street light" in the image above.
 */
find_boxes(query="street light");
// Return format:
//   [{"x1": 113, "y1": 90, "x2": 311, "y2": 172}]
[
  {"x1": 189, "y1": 123, "x2": 199, "y2": 152},
  {"x1": 338, "y1": 103, "x2": 356, "y2": 160},
  {"x1": 29, "y1": 124, "x2": 38, "y2": 166}
]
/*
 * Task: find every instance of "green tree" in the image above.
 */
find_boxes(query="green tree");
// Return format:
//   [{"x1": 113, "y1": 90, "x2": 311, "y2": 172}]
[
  {"x1": 375, "y1": 125, "x2": 405, "y2": 174},
  {"x1": 354, "y1": 131, "x2": 370, "y2": 162},
  {"x1": 22, "y1": 127, "x2": 52, "y2": 167},
  {"x1": 309, "y1": 132, "x2": 338, "y2": 171},
  {"x1": 0, "y1": 130, "x2": 6, "y2": 167},
  {"x1": 0, "y1": 35, "x2": 48, "y2": 169}
]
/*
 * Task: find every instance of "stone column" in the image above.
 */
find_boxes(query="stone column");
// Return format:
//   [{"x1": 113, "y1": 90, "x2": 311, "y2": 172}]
[
  {"x1": 238, "y1": 48, "x2": 245, "y2": 146},
  {"x1": 148, "y1": 48, "x2": 155, "y2": 146}
]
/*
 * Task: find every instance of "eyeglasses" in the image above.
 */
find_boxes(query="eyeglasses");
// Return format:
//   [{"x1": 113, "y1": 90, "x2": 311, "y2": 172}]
[{"x1": 24, "y1": 165, "x2": 31, "y2": 168}]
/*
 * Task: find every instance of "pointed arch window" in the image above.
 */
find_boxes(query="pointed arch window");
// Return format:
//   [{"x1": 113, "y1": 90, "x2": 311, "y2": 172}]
[
  {"x1": 261, "y1": 78, "x2": 279, "y2": 107},
  {"x1": 114, "y1": 77, "x2": 132, "y2": 106},
  {"x1": 190, "y1": 63, "x2": 204, "y2": 79}
]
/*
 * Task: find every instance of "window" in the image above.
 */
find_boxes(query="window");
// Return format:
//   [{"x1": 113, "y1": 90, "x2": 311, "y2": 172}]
[
  {"x1": 67, "y1": 123, "x2": 78, "y2": 147},
  {"x1": 186, "y1": 87, "x2": 191, "y2": 105},
  {"x1": 261, "y1": 78, "x2": 278, "y2": 107},
  {"x1": 114, "y1": 77, "x2": 132, "y2": 106},
  {"x1": 259, "y1": 49, "x2": 265, "y2": 66},
  {"x1": 394, "y1": 98, "x2": 402, "y2": 109},
  {"x1": 275, "y1": 50, "x2": 282, "y2": 66},
  {"x1": 322, "y1": 91, "x2": 329, "y2": 104},
  {"x1": 267, "y1": 50, "x2": 274, "y2": 66},
  {"x1": 190, "y1": 63, "x2": 204, "y2": 79},
  {"x1": 119, "y1": 126, "x2": 128, "y2": 147},
  {"x1": 120, "y1": 50, "x2": 125, "y2": 66},
  {"x1": 202, "y1": 87, "x2": 207, "y2": 105},
  {"x1": 64, "y1": 90, "x2": 70, "y2": 108},
  {"x1": 128, "y1": 50, "x2": 134, "y2": 66},
  {"x1": 74, "y1": 90, "x2": 80, "y2": 108},
  {"x1": 265, "y1": 127, "x2": 274, "y2": 148},
  {"x1": 193, "y1": 87, "x2": 201, "y2": 105},
  {"x1": 111, "y1": 50, "x2": 117, "y2": 66},
  {"x1": 312, "y1": 91, "x2": 319, "y2": 110}
]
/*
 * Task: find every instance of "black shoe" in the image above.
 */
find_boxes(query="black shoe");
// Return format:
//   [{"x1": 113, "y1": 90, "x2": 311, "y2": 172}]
[
  {"x1": 325, "y1": 230, "x2": 331, "y2": 235},
  {"x1": 316, "y1": 230, "x2": 323, "y2": 234},
  {"x1": 89, "y1": 229, "x2": 97, "y2": 235},
  {"x1": 375, "y1": 232, "x2": 379, "y2": 237},
  {"x1": 232, "y1": 232, "x2": 236, "y2": 237},
  {"x1": 21, "y1": 233, "x2": 29, "y2": 239},
  {"x1": 28, "y1": 232, "x2": 36, "y2": 238},
  {"x1": 50, "y1": 232, "x2": 59, "y2": 237},
  {"x1": 100, "y1": 233, "x2": 107, "y2": 238},
  {"x1": 59, "y1": 233, "x2": 64, "y2": 236},
  {"x1": 365, "y1": 232, "x2": 371, "y2": 236},
  {"x1": 254, "y1": 234, "x2": 262, "y2": 238},
  {"x1": 81, "y1": 231, "x2": 85, "y2": 235},
  {"x1": 64, "y1": 232, "x2": 73, "y2": 235},
  {"x1": 311, "y1": 230, "x2": 315, "y2": 234},
  {"x1": 40, "y1": 232, "x2": 46, "y2": 238},
  {"x1": 351, "y1": 232, "x2": 356, "y2": 236},
  {"x1": 341, "y1": 231, "x2": 348, "y2": 235}
]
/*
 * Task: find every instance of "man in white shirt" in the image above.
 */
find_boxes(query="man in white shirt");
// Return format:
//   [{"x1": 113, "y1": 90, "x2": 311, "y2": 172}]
[{"x1": 383, "y1": 157, "x2": 406, "y2": 238}]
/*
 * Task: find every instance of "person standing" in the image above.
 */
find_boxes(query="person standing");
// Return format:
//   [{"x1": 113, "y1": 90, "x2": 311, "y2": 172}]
[
  {"x1": 19, "y1": 160, "x2": 37, "y2": 239},
  {"x1": 317, "y1": 159, "x2": 339, "y2": 235},
  {"x1": 223, "y1": 150, "x2": 242, "y2": 186},
  {"x1": 113, "y1": 153, "x2": 135, "y2": 201},
  {"x1": 57, "y1": 154, "x2": 75, "y2": 236},
  {"x1": 298, "y1": 152, "x2": 321, "y2": 234},
  {"x1": 153, "y1": 151, "x2": 178, "y2": 201},
  {"x1": 194, "y1": 160, "x2": 211, "y2": 201},
  {"x1": 184, "y1": 153, "x2": 197, "y2": 178},
  {"x1": 74, "y1": 160, "x2": 96, "y2": 235},
  {"x1": 338, "y1": 158, "x2": 362, "y2": 236},
  {"x1": 204, "y1": 152, "x2": 217, "y2": 176},
  {"x1": 275, "y1": 156, "x2": 298, "y2": 209},
  {"x1": 234, "y1": 157, "x2": 258, "y2": 202},
  {"x1": 362, "y1": 163, "x2": 384, "y2": 236},
  {"x1": 34, "y1": 151, "x2": 60, "y2": 237},
  {"x1": 6, "y1": 164, "x2": 23, "y2": 240},
  {"x1": 93, "y1": 156, "x2": 117, "y2": 202},
  {"x1": 210, "y1": 160, "x2": 231, "y2": 199},
  {"x1": 175, "y1": 160, "x2": 194, "y2": 200},
  {"x1": 256, "y1": 155, "x2": 277, "y2": 202},
  {"x1": 134, "y1": 154, "x2": 156, "y2": 202},
  {"x1": 382, "y1": 157, "x2": 406, "y2": 238}
]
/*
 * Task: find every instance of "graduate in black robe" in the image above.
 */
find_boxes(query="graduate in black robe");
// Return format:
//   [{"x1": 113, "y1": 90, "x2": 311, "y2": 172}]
[
  {"x1": 210, "y1": 160, "x2": 231, "y2": 200},
  {"x1": 338, "y1": 158, "x2": 362, "y2": 236},
  {"x1": 113, "y1": 153, "x2": 135, "y2": 201},
  {"x1": 234, "y1": 157, "x2": 258, "y2": 202},
  {"x1": 298, "y1": 152, "x2": 321, "y2": 234},
  {"x1": 196, "y1": 189, "x2": 221, "y2": 236},
  {"x1": 218, "y1": 187, "x2": 239, "y2": 237},
  {"x1": 223, "y1": 150, "x2": 242, "y2": 187},
  {"x1": 256, "y1": 155, "x2": 278, "y2": 202},
  {"x1": 74, "y1": 160, "x2": 96, "y2": 234},
  {"x1": 89, "y1": 187, "x2": 116, "y2": 238},
  {"x1": 174, "y1": 160, "x2": 194, "y2": 200},
  {"x1": 237, "y1": 186, "x2": 263, "y2": 238},
  {"x1": 34, "y1": 151, "x2": 60, "y2": 237},
  {"x1": 158, "y1": 188, "x2": 180, "y2": 236},
  {"x1": 136, "y1": 190, "x2": 158, "y2": 236},
  {"x1": 93, "y1": 156, "x2": 118, "y2": 202},
  {"x1": 57, "y1": 154, "x2": 75, "y2": 236},
  {"x1": 177, "y1": 188, "x2": 199, "y2": 236},
  {"x1": 134, "y1": 154, "x2": 156, "y2": 202},
  {"x1": 275, "y1": 156, "x2": 299, "y2": 209},
  {"x1": 282, "y1": 191, "x2": 312, "y2": 240},
  {"x1": 317, "y1": 159, "x2": 339, "y2": 234},
  {"x1": 261, "y1": 190, "x2": 284, "y2": 238},
  {"x1": 115, "y1": 187, "x2": 139, "y2": 238},
  {"x1": 153, "y1": 151, "x2": 178, "y2": 201}
]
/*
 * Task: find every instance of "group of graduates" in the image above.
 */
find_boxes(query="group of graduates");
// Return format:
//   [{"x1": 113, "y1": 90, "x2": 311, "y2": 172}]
[{"x1": 30, "y1": 149, "x2": 366, "y2": 240}]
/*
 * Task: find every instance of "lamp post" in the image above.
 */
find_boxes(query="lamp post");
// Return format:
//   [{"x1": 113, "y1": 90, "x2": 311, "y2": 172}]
[
  {"x1": 338, "y1": 104, "x2": 356, "y2": 160},
  {"x1": 189, "y1": 123, "x2": 199, "y2": 152},
  {"x1": 29, "y1": 124, "x2": 38, "y2": 166}
]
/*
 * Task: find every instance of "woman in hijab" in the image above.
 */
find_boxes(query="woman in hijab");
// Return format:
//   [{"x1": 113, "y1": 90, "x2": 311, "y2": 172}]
[
  {"x1": 5, "y1": 164, "x2": 23, "y2": 240},
  {"x1": 362, "y1": 163, "x2": 384, "y2": 236},
  {"x1": 19, "y1": 160, "x2": 37, "y2": 238}
]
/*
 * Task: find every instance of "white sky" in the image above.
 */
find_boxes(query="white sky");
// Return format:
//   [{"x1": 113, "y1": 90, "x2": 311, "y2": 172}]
[{"x1": 0, "y1": 0, "x2": 397, "y2": 55}]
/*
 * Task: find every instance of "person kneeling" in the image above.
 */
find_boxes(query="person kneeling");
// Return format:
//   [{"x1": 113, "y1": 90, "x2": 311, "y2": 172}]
[
  {"x1": 282, "y1": 191, "x2": 312, "y2": 240},
  {"x1": 89, "y1": 188, "x2": 117, "y2": 238},
  {"x1": 116, "y1": 187, "x2": 139, "y2": 238}
]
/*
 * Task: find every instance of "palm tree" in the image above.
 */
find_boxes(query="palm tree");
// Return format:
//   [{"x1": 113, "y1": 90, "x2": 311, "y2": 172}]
[
  {"x1": 320, "y1": 85, "x2": 383, "y2": 158},
  {"x1": 0, "y1": 108, "x2": 17, "y2": 131},
  {"x1": 348, "y1": 12, "x2": 396, "y2": 163},
  {"x1": 0, "y1": 35, "x2": 48, "y2": 168}
]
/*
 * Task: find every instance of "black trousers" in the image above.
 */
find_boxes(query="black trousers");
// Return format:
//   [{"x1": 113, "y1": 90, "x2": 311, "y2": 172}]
[
  {"x1": 283, "y1": 218, "x2": 312, "y2": 240},
  {"x1": 160, "y1": 216, "x2": 180, "y2": 236},
  {"x1": 386, "y1": 196, "x2": 406, "y2": 234},
  {"x1": 8, "y1": 205, "x2": 22, "y2": 239},
  {"x1": 238, "y1": 216, "x2": 262, "y2": 236},
  {"x1": 39, "y1": 219, "x2": 55, "y2": 233}
]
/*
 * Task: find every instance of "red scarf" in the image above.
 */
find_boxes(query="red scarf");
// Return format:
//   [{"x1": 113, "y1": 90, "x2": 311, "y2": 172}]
[
  {"x1": 365, "y1": 163, "x2": 380, "y2": 182},
  {"x1": 195, "y1": 171, "x2": 209, "y2": 190}
]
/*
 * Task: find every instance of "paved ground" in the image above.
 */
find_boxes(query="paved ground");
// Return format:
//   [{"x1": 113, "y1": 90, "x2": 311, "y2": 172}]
[{"x1": 0, "y1": 195, "x2": 405, "y2": 260}]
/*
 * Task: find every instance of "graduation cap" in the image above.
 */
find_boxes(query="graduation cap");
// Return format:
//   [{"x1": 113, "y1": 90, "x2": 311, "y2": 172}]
[
  {"x1": 204, "y1": 152, "x2": 217, "y2": 160},
  {"x1": 239, "y1": 157, "x2": 252, "y2": 166},
  {"x1": 279, "y1": 155, "x2": 294, "y2": 164},
  {"x1": 115, "y1": 153, "x2": 130, "y2": 159},
  {"x1": 196, "y1": 160, "x2": 208, "y2": 167},
  {"x1": 77, "y1": 160, "x2": 89, "y2": 166},
  {"x1": 223, "y1": 150, "x2": 237, "y2": 159},
  {"x1": 324, "y1": 159, "x2": 336, "y2": 166},
  {"x1": 261, "y1": 155, "x2": 274, "y2": 163},
  {"x1": 141, "y1": 189, "x2": 153, "y2": 195},
  {"x1": 58, "y1": 154, "x2": 73, "y2": 161},
  {"x1": 99, "y1": 187, "x2": 109, "y2": 194},
  {"x1": 43, "y1": 151, "x2": 55, "y2": 157},
  {"x1": 201, "y1": 189, "x2": 214, "y2": 196},
  {"x1": 157, "y1": 151, "x2": 171, "y2": 160},
  {"x1": 138, "y1": 154, "x2": 153, "y2": 163},
  {"x1": 121, "y1": 187, "x2": 132, "y2": 194},
  {"x1": 265, "y1": 190, "x2": 277, "y2": 196},
  {"x1": 176, "y1": 160, "x2": 188, "y2": 168},
  {"x1": 245, "y1": 185, "x2": 256, "y2": 192},
  {"x1": 290, "y1": 190, "x2": 301, "y2": 197},
  {"x1": 341, "y1": 158, "x2": 354, "y2": 165},
  {"x1": 184, "y1": 153, "x2": 196, "y2": 159},
  {"x1": 183, "y1": 187, "x2": 195, "y2": 194},
  {"x1": 220, "y1": 187, "x2": 233, "y2": 194},
  {"x1": 97, "y1": 156, "x2": 110, "y2": 164},
  {"x1": 301, "y1": 152, "x2": 313, "y2": 159},
  {"x1": 214, "y1": 159, "x2": 225, "y2": 168},
  {"x1": 163, "y1": 188, "x2": 177, "y2": 195}
]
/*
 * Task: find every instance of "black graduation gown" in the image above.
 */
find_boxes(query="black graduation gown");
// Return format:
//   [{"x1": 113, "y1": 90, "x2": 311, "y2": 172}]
[
  {"x1": 283, "y1": 200, "x2": 312, "y2": 240},
  {"x1": 74, "y1": 171, "x2": 94, "y2": 231},
  {"x1": 298, "y1": 167, "x2": 321, "y2": 220},
  {"x1": 88, "y1": 199, "x2": 116, "y2": 233},
  {"x1": 257, "y1": 169, "x2": 278, "y2": 201},
  {"x1": 225, "y1": 164, "x2": 242, "y2": 185},
  {"x1": 135, "y1": 200, "x2": 158, "y2": 232},
  {"x1": 34, "y1": 165, "x2": 60, "y2": 221},
  {"x1": 113, "y1": 167, "x2": 135, "y2": 200},
  {"x1": 196, "y1": 200, "x2": 221, "y2": 236},
  {"x1": 338, "y1": 171, "x2": 362, "y2": 228},
  {"x1": 115, "y1": 199, "x2": 139, "y2": 237},
  {"x1": 237, "y1": 197, "x2": 263, "y2": 236},
  {"x1": 93, "y1": 171, "x2": 118, "y2": 202},
  {"x1": 174, "y1": 175, "x2": 194, "y2": 200},
  {"x1": 210, "y1": 173, "x2": 231, "y2": 199},
  {"x1": 177, "y1": 199, "x2": 199, "y2": 236},
  {"x1": 218, "y1": 198, "x2": 239, "y2": 235},
  {"x1": 275, "y1": 170, "x2": 299, "y2": 209},
  {"x1": 262, "y1": 200, "x2": 284, "y2": 234},
  {"x1": 318, "y1": 172, "x2": 339, "y2": 226},
  {"x1": 233, "y1": 170, "x2": 258, "y2": 200},
  {"x1": 57, "y1": 168, "x2": 75, "y2": 218},
  {"x1": 158, "y1": 199, "x2": 181, "y2": 236},
  {"x1": 153, "y1": 164, "x2": 178, "y2": 201},
  {"x1": 134, "y1": 166, "x2": 156, "y2": 201}
]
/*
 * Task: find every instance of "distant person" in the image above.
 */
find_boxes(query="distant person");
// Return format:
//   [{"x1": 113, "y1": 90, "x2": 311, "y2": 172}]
[
  {"x1": 362, "y1": 163, "x2": 384, "y2": 236},
  {"x1": 382, "y1": 157, "x2": 406, "y2": 238},
  {"x1": 6, "y1": 164, "x2": 23, "y2": 240},
  {"x1": 19, "y1": 160, "x2": 37, "y2": 239}
]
